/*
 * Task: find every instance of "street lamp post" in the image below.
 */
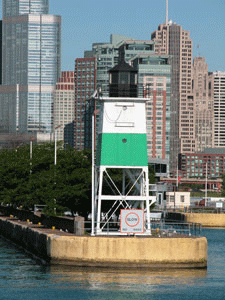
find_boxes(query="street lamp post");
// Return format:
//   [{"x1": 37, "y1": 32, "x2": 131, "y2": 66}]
[
  {"x1": 30, "y1": 140, "x2": 32, "y2": 174},
  {"x1": 54, "y1": 125, "x2": 62, "y2": 166},
  {"x1": 54, "y1": 125, "x2": 62, "y2": 215},
  {"x1": 205, "y1": 162, "x2": 208, "y2": 207}
]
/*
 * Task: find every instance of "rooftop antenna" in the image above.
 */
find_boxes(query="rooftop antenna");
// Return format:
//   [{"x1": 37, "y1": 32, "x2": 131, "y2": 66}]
[
  {"x1": 166, "y1": 0, "x2": 169, "y2": 25},
  {"x1": 197, "y1": 44, "x2": 201, "y2": 57}
]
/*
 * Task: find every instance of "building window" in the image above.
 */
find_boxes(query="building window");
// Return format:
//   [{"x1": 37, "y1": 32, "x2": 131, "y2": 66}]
[
  {"x1": 170, "y1": 195, "x2": 175, "y2": 203},
  {"x1": 180, "y1": 196, "x2": 185, "y2": 203}
]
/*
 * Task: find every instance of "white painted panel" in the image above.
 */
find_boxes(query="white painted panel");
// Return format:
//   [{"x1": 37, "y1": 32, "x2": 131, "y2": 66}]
[
  {"x1": 115, "y1": 122, "x2": 134, "y2": 127},
  {"x1": 115, "y1": 102, "x2": 134, "y2": 107},
  {"x1": 102, "y1": 101, "x2": 147, "y2": 134},
  {"x1": 120, "y1": 209, "x2": 145, "y2": 234}
]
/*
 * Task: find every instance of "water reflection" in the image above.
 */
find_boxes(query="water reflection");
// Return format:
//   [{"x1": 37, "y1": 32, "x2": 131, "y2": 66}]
[
  {"x1": 49, "y1": 265, "x2": 207, "y2": 291},
  {"x1": 2, "y1": 230, "x2": 225, "y2": 300},
  {"x1": 0, "y1": 235, "x2": 208, "y2": 292}
]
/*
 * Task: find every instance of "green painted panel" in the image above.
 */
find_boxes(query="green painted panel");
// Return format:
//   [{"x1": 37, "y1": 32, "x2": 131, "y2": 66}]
[{"x1": 96, "y1": 133, "x2": 148, "y2": 166}]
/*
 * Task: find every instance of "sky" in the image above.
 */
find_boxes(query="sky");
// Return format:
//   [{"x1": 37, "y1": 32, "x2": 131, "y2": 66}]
[{"x1": 1, "y1": 0, "x2": 225, "y2": 72}]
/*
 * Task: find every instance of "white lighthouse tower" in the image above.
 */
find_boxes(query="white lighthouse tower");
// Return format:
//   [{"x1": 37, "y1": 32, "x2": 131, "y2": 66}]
[{"x1": 92, "y1": 55, "x2": 152, "y2": 235}]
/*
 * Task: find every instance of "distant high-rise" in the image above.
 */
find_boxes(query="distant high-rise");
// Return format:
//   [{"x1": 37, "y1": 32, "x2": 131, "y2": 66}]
[
  {"x1": 53, "y1": 71, "x2": 75, "y2": 142},
  {"x1": 192, "y1": 57, "x2": 214, "y2": 152},
  {"x1": 0, "y1": 20, "x2": 2, "y2": 85},
  {"x1": 132, "y1": 54, "x2": 171, "y2": 166},
  {"x1": 0, "y1": 0, "x2": 61, "y2": 134},
  {"x1": 74, "y1": 57, "x2": 97, "y2": 149},
  {"x1": 210, "y1": 71, "x2": 225, "y2": 147},
  {"x1": 84, "y1": 34, "x2": 133, "y2": 97},
  {"x1": 152, "y1": 19, "x2": 193, "y2": 173},
  {"x1": 75, "y1": 35, "x2": 156, "y2": 150},
  {"x1": 74, "y1": 35, "x2": 171, "y2": 177},
  {"x1": 64, "y1": 120, "x2": 75, "y2": 149}
]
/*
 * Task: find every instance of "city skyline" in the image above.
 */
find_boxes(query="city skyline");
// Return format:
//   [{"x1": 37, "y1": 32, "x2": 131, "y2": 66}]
[
  {"x1": 2, "y1": 0, "x2": 222, "y2": 72},
  {"x1": 51, "y1": 0, "x2": 225, "y2": 72}
]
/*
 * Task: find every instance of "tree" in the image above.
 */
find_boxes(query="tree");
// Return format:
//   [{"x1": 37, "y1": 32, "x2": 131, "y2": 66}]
[
  {"x1": 0, "y1": 143, "x2": 156, "y2": 217},
  {"x1": 0, "y1": 143, "x2": 92, "y2": 216},
  {"x1": 221, "y1": 174, "x2": 225, "y2": 197},
  {"x1": 149, "y1": 165, "x2": 156, "y2": 185}
]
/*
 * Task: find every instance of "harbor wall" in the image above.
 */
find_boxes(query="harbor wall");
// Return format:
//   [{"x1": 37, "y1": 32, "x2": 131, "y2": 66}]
[
  {"x1": 0, "y1": 217, "x2": 207, "y2": 269},
  {"x1": 0, "y1": 217, "x2": 50, "y2": 261},
  {"x1": 184, "y1": 213, "x2": 225, "y2": 227},
  {"x1": 50, "y1": 234, "x2": 207, "y2": 269}
]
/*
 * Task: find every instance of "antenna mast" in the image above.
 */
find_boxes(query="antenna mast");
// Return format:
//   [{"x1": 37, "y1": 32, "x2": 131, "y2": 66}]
[{"x1": 166, "y1": 0, "x2": 169, "y2": 25}]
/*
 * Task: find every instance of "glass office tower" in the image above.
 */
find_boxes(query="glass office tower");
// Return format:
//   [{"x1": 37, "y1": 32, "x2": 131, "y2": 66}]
[
  {"x1": 0, "y1": 0, "x2": 61, "y2": 134},
  {"x1": 2, "y1": 0, "x2": 49, "y2": 16}
]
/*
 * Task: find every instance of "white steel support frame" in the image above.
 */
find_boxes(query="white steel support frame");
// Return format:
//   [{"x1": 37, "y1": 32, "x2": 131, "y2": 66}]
[
  {"x1": 92, "y1": 165, "x2": 152, "y2": 236},
  {"x1": 91, "y1": 115, "x2": 95, "y2": 236}
]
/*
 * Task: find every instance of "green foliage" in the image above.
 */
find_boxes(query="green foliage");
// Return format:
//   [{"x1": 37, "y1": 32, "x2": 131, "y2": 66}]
[
  {"x1": 148, "y1": 165, "x2": 156, "y2": 184},
  {"x1": 0, "y1": 143, "x2": 92, "y2": 216},
  {"x1": 0, "y1": 143, "x2": 156, "y2": 217},
  {"x1": 181, "y1": 183, "x2": 204, "y2": 191},
  {"x1": 191, "y1": 191, "x2": 222, "y2": 197},
  {"x1": 221, "y1": 174, "x2": 225, "y2": 197}
]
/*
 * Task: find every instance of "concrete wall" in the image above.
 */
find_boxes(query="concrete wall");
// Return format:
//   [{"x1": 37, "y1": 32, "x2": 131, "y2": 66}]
[
  {"x1": 185, "y1": 213, "x2": 225, "y2": 227},
  {"x1": 0, "y1": 206, "x2": 76, "y2": 233},
  {"x1": 0, "y1": 218, "x2": 50, "y2": 261},
  {"x1": 50, "y1": 235, "x2": 207, "y2": 269},
  {"x1": 0, "y1": 217, "x2": 207, "y2": 269}
]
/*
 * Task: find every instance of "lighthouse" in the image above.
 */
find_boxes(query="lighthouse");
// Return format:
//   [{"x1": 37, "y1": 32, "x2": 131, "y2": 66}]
[{"x1": 93, "y1": 53, "x2": 152, "y2": 235}]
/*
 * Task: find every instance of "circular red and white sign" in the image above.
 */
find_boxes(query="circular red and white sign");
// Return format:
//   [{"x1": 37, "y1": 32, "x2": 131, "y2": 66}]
[{"x1": 125, "y1": 212, "x2": 140, "y2": 227}]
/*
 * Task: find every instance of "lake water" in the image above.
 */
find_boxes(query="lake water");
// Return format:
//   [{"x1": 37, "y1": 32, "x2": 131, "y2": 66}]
[{"x1": 0, "y1": 228, "x2": 225, "y2": 300}]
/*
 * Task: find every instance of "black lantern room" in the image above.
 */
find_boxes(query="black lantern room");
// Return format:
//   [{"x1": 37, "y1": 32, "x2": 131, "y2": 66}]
[{"x1": 109, "y1": 52, "x2": 138, "y2": 98}]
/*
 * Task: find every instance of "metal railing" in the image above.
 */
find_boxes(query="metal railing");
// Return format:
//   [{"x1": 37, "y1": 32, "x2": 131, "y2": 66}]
[
  {"x1": 83, "y1": 219, "x2": 201, "y2": 237},
  {"x1": 151, "y1": 220, "x2": 202, "y2": 236},
  {"x1": 167, "y1": 206, "x2": 225, "y2": 214},
  {"x1": 188, "y1": 206, "x2": 225, "y2": 214}
]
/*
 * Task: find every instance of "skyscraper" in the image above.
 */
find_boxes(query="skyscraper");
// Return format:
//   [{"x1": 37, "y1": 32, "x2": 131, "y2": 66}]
[
  {"x1": 53, "y1": 71, "x2": 75, "y2": 142},
  {"x1": 151, "y1": 20, "x2": 193, "y2": 174},
  {"x1": 74, "y1": 57, "x2": 97, "y2": 149},
  {"x1": 132, "y1": 54, "x2": 171, "y2": 166},
  {"x1": 0, "y1": 20, "x2": 2, "y2": 85},
  {"x1": 210, "y1": 71, "x2": 225, "y2": 147},
  {"x1": 0, "y1": 0, "x2": 61, "y2": 135},
  {"x1": 192, "y1": 57, "x2": 214, "y2": 152}
]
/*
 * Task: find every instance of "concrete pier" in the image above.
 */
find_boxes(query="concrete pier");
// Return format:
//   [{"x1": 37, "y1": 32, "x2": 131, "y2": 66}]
[
  {"x1": 0, "y1": 217, "x2": 207, "y2": 269},
  {"x1": 184, "y1": 213, "x2": 225, "y2": 227}
]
